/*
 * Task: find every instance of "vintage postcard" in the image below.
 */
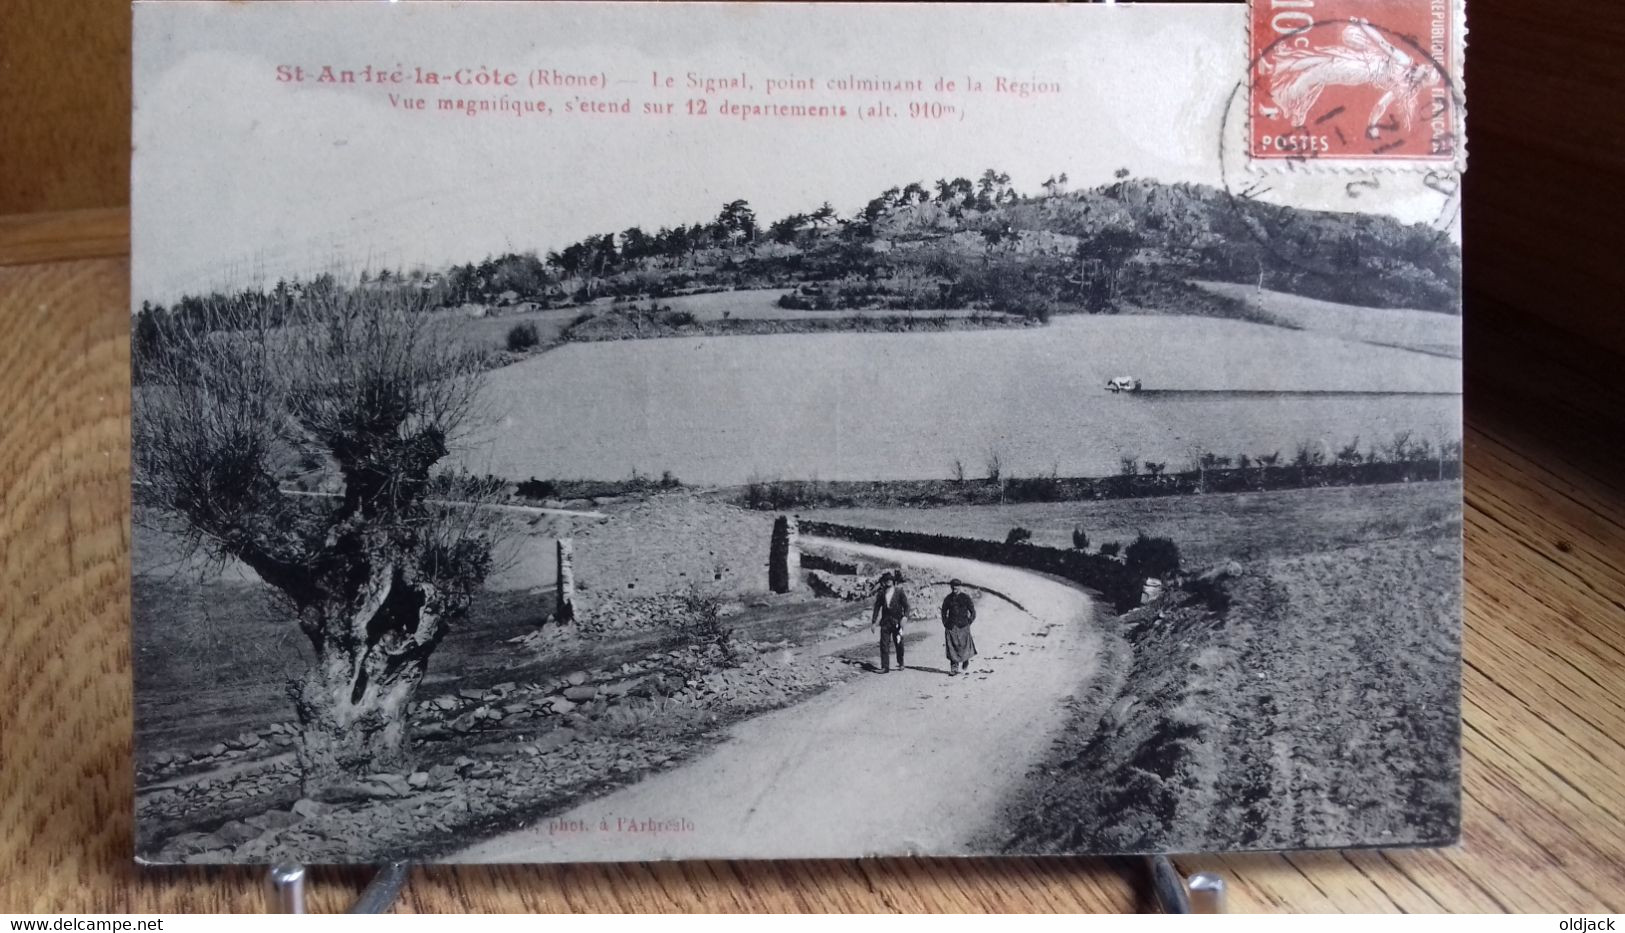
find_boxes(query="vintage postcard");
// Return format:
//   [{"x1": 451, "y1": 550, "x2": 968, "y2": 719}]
[{"x1": 131, "y1": 0, "x2": 1465, "y2": 864}]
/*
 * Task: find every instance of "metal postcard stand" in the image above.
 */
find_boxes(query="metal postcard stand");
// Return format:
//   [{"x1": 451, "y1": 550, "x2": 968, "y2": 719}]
[
  {"x1": 259, "y1": 0, "x2": 1225, "y2": 915},
  {"x1": 1149, "y1": 857, "x2": 1229, "y2": 914},
  {"x1": 264, "y1": 858, "x2": 1225, "y2": 914},
  {"x1": 267, "y1": 862, "x2": 411, "y2": 914}
]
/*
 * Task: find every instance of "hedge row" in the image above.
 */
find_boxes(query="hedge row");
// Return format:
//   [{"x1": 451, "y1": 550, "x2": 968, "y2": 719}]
[{"x1": 736, "y1": 459, "x2": 1460, "y2": 511}]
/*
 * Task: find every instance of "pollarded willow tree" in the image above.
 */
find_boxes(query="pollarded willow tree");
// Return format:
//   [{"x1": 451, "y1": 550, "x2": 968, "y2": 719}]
[{"x1": 134, "y1": 285, "x2": 505, "y2": 794}]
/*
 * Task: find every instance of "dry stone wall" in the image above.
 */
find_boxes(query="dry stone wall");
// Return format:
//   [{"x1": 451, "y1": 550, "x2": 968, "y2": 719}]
[{"x1": 799, "y1": 519, "x2": 1143, "y2": 610}]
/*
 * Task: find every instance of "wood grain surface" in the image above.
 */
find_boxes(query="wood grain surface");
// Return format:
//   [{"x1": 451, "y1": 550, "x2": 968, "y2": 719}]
[
  {"x1": 1, "y1": 217, "x2": 1621, "y2": 913},
  {"x1": 0, "y1": 0, "x2": 131, "y2": 215},
  {"x1": 1463, "y1": 0, "x2": 1625, "y2": 359},
  {"x1": 4, "y1": 0, "x2": 1625, "y2": 913}
]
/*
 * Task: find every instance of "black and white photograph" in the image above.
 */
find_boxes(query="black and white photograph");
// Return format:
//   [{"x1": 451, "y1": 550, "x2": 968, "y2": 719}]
[{"x1": 130, "y1": 0, "x2": 1464, "y2": 864}]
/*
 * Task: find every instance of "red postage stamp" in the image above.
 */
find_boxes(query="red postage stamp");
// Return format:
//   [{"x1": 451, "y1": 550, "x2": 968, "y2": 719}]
[{"x1": 1250, "y1": 0, "x2": 1457, "y2": 161}]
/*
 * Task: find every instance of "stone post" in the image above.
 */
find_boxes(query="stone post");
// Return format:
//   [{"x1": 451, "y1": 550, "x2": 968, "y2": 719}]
[
  {"x1": 555, "y1": 538, "x2": 577, "y2": 625},
  {"x1": 768, "y1": 515, "x2": 799, "y2": 594},
  {"x1": 1140, "y1": 577, "x2": 1165, "y2": 605}
]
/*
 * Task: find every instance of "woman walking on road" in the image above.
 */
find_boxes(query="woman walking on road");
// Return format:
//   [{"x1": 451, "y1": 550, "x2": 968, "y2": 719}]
[{"x1": 940, "y1": 579, "x2": 977, "y2": 675}]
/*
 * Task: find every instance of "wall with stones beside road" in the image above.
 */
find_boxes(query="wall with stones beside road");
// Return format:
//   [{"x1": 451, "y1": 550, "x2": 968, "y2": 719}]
[{"x1": 799, "y1": 519, "x2": 1143, "y2": 609}]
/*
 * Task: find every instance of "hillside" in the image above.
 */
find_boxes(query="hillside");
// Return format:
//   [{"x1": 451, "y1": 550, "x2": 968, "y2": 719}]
[
  {"x1": 1193, "y1": 280, "x2": 1462, "y2": 358},
  {"x1": 420, "y1": 174, "x2": 1461, "y2": 319},
  {"x1": 135, "y1": 173, "x2": 1461, "y2": 350}
]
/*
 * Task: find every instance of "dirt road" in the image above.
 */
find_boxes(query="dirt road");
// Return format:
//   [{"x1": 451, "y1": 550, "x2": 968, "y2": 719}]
[{"x1": 456, "y1": 539, "x2": 1099, "y2": 861}]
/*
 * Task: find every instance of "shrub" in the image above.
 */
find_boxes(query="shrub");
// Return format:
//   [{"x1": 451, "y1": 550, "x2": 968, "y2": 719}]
[
  {"x1": 506, "y1": 322, "x2": 541, "y2": 352},
  {"x1": 1099, "y1": 542, "x2": 1122, "y2": 558},
  {"x1": 1335, "y1": 437, "x2": 1363, "y2": 465},
  {"x1": 1072, "y1": 526, "x2": 1090, "y2": 550},
  {"x1": 677, "y1": 586, "x2": 738, "y2": 667},
  {"x1": 1006, "y1": 527, "x2": 1033, "y2": 546},
  {"x1": 429, "y1": 470, "x2": 506, "y2": 499},
  {"x1": 743, "y1": 474, "x2": 813, "y2": 511},
  {"x1": 743, "y1": 476, "x2": 770, "y2": 510},
  {"x1": 1124, "y1": 534, "x2": 1181, "y2": 580},
  {"x1": 1293, "y1": 441, "x2": 1325, "y2": 468},
  {"x1": 1006, "y1": 472, "x2": 1061, "y2": 503},
  {"x1": 516, "y1": 476, "x2": 559, "y2": 500}
]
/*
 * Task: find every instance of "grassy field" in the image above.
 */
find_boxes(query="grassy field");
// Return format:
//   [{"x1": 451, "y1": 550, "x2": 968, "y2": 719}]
[
  {"x1": 445, "y1": 289, "x2": 1023, "y2": 361},
  {"x1": 451, "y1": 281, "x2": 1459, "y2": 367},
  {"x1": 990, "y1": 482, "x2": 1461, "y2": 853},
  {"x1": 471, "y1": 315, "x2": 1459, "y2": 485},
  {"x1": 804, "y1": 480, "x2": 1460, "y2": 569},
  {"x1": 649, "y1": 289, "x2": 1021, "y2": 322},
  {"x1": 1193, "y1": 281, "x2": 1461, "y2": 358},
  {"x1": 433, "y1": 304, "x2": 581, "y2": 355},
  {"x1": 1000, "y1": 522, "x2": 1460, "y2": 853}
]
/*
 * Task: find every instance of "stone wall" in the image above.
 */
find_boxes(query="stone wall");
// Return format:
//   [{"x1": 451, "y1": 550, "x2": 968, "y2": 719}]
[
  {"x1": 799, "y1": 519, "x2": 1143, "y2": 610},
  {"x1": 799, "y1": 550, "x2": 871, "y2": 576}
]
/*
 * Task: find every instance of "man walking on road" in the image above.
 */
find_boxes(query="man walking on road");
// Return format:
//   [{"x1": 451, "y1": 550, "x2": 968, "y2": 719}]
[
  {"x1": 871, "y1": 571, "x2": 911, "y2": 673},
  {"x1": 940, "y1": 579, "x2": 978, "y2": 675}
]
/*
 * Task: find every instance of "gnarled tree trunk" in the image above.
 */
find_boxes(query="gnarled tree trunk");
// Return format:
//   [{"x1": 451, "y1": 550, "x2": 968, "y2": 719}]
[
  {"x1": 291, "y1": 651, "x2": 420, "y2": 792},
  {"x1": 288, "y1": 563, "x2": 454, "y2": 798}
]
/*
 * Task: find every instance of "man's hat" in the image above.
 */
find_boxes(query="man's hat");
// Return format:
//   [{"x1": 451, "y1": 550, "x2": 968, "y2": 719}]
[{"x1": 950, "y1": 578, "x2": 964, "y2": 587}]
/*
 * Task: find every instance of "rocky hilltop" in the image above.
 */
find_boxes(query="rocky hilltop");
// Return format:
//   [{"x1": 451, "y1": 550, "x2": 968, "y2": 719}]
[{"x1": 136, "y1": 173, "x2": 1460, "y2": 353}]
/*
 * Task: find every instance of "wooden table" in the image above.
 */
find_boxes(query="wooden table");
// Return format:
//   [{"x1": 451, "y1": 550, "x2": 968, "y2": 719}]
[{"x1": 0, "y1": 209, "x2": 1620, "y2": 913}]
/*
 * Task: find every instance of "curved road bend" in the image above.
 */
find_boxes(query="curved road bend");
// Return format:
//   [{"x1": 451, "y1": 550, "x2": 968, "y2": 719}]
[{"x1": 455, "y1": 537, "x2": 1099, "y2": 861}]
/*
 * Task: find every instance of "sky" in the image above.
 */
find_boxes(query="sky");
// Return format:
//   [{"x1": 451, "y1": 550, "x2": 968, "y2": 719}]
[{"x1": 131, "y1": 1, "x2": 1457, "y2": 306}]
